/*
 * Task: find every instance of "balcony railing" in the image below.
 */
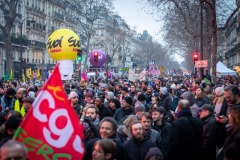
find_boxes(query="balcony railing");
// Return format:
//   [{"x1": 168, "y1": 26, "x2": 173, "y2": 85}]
[
  {"x1": 0, "y1": 35, "x2": 28, "y2": 46},
  {"x1": 225, "y1": 42, "x2": 240, "y2": 59},
  {"x1": 28, "y1": 40, "x2": 46, "y2": 49}
]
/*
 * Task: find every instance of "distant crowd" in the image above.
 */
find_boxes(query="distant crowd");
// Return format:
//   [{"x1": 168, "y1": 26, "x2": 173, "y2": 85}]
[{"x1": 0, "y1": 75, "x2": 240, "y2": 160}]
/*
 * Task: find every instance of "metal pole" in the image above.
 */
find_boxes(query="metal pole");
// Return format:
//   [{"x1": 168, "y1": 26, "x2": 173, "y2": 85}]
[{"x1": 200, "y1": 0, "x2": 204, "y2": 79}]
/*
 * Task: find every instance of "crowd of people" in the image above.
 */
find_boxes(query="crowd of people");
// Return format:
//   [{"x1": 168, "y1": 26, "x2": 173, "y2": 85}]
[{"x1": 0, "y1": 75, "x2": 240, "y2": 160}]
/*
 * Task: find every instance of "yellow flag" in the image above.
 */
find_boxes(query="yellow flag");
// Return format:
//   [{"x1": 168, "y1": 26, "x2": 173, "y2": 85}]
[
  {"x1": 37, "y1": 68, "x2": 41, "y2": 80},
  {"x1": 28, "y1": 68, "x2": 32, "y2": 80},
  {"x1": 10, "y1": 69, "x2": 13, "y2": 81},
  {"x1": 22, "y1": 73, "x2": 26, "y2": 82}
]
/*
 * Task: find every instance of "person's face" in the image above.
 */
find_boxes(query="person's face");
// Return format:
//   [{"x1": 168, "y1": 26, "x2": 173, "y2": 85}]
[
  {"x1": 100, "y1": 121, "x2": 115, "y2": 139},
  {"x1": 199, "y1": 110, "x2": 209, "y2": 119},
  {"x1": 85, "y1": 96, "x2": 93, "y2": 103},
  {"x1": 0, "y1": 144, "x2": 27, "y2": 160},
  {"x1": 92, "y1": 144, "x2": 107, "y2": 160},
  {"x1": 131, "y1": 123, "x2": 143, "y2": 141},
  {"x1": 109, "y1": 101, "x2": 116, "y2": 109},
  {"x1": 121, "y1": 100, "x2": 129, "y2": 108},
  {"x1": 16, "y1": 90, "x2": 24, "y2": 99},
  {"x1": 224, "y1": 90, "x2": 237, "y2": 106},
  {"x1": 151, "y1": 97, "x2": 157, "y2": 104},
  {"x1": 86, "y1": 108, "x2": 98, "y2": 120},
  {"x1": 195, "y1": 88, "x2": 202, "y2": 96},
  {"x1": 147, "y1": 87, "x2": 152, "y2": 94},
  {"x1": 70, "y1": 96, "x2": 78, "y2": 105},
  {"x1": 140, "y1": 116, "x2": 151, "y2": 130},
  {"x1": 151, "y1": 111, "x2": 163, "y2": 122},
  {"x1": 95, "y1": 98, "x2": 102, "y2": 107},
  {"x1": 130, "y1": 85, "x2": 135, "y2": 92},
  {"x1": 141, "y1": 83, "x2": 146, "y2": 88}
]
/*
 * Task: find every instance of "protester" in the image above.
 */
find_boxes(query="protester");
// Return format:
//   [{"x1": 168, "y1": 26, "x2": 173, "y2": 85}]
[{"x1": 14, "y1": 87, "x2": 27, "y2": 117}]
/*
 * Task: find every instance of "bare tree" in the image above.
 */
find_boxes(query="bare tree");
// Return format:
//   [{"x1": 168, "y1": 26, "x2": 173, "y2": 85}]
[
  {"x1": 72, "y1": 0, "x2": 114, "y2": 69},
  {"x1": 0, "y1": 0, "x2": 19, "y2": 79}
]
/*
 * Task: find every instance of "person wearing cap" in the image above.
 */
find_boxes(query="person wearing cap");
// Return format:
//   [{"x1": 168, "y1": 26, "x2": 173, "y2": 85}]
[
  {"x1": 22, "y1": 96, "x2": 34, "y2": 116},
  {"x1": 68, "y1": 91, "x2": 82, "y2": 119},
  {"x1": 14, "y1": 88, "x2": 27, "y2": 117},
  {"x1": 198, "y1": 104, "x2": 217, "y2": 160},
  {"x1": 113, "y1": 96, "x2": 134, "y2": 125}
]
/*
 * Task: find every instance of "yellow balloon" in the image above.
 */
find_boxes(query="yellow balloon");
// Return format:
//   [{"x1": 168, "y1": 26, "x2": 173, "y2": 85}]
[{"x1": 46, "y1": 29, "x2": 81, "y2": 61}]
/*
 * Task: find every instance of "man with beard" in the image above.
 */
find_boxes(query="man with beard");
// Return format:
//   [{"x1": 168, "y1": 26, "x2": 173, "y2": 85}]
[
  {"x1": 14, "y1": 88, "x2": 27, "y2": 117},
  {"x1": 124, "y1": 121, "x2": 156, "y2": 160},
  {"x1": 150, "y1": 107, "x2": 171, "y2": 158},
  {"x1": 0, "y1": 88, "x2": 16, "y2": 112},
  {"x1": 84, "y1": 117, "x2": 124, "y2": 160},
  {"x1": 83, "y1": 106, "x2": 100, "y2": 143},
  {"x1": 138, "y1": 112, "x2": 161, "y2": 148},
  {"x1": 68, "y1": 91, "x2": 82, "y2": 118}
]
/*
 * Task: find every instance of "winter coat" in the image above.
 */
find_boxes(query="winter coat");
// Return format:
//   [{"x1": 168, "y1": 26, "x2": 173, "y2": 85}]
[
  {"x1": 160, "y1": 93, "x2": 173, "y2": 112},
  {"x1": 113, "y1": 107, "x2": 134, "y2": 125},
  {"x1": 124, "y1": 137, "x2": 156, "y2": 160},
  {"x1": 144, "y1": 128, "x2": 161, "y2": 148},
  {"x1": 83, "y1": 118, "x2": 100, "y2": 144},
  {"x1": 98, "y1": 105, "x2": 113, "y2": 120},
  {"x1": 202, "y1": 114, "x2": 217, "y2": 160},
  {"x1": 167, "y1": 109, "x2": 203, "y2": 160},
  {"x1": 151, "y1": 120, "x2": 171, "y2": 158}
]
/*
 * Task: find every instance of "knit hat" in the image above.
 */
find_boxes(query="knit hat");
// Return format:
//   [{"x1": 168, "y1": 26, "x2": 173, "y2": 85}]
[
  {"x1": 145, "y1": 147, "x2": 164, "y2": 160},
  {"x1": 134, "y1": 103, "x2": 145, "y2": 113},
  {"x1": 5, "y1": 116, "x2": 22, "y2": 130},
  {"x1": 122, "y1": 87, "x2": 128, "y2": 92},
  {"x1": 160, "y1": 87, "x2": 168, "y2": 95},
  {"x1": 198, "y1": 104, "x2": 214, "y2": 113},
  {"x1": 124, "y1": 96, "x2": 133, "y2": 105},
  {"x1": 28, "y1": 91, "x2": 36, "y2": 99},
  {"x1": 107, "y1": 91, "x2": 114, "y2": 100},
  {"x1": 214, "y1": 87, "x2": 224, "y2": 97},
  {"x1": 137, "y1": 93, "x2": 146, "y2": 101},
  {"x1": 68, "y1": 92, "x2": 78, "y2": 100},
  {"x1": 6, "y1": 88, "x2": 16, "y2": 96}
]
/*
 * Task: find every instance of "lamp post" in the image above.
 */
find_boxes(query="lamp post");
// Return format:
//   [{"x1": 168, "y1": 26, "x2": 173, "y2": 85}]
[{"x1": 19, "y1": 17, "x2": 35, "y2": 81}]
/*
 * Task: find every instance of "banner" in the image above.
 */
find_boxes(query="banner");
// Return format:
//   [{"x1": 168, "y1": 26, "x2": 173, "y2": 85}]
[
  {"x1": 14, "y1": 63, "x2": 85, "y2": 159},
  {"x1": 159, "y1": 66, "x2": 166, "y2": 75},
  {"x1": 128, "y1": 69, "x2": 146, "y2": 81}
]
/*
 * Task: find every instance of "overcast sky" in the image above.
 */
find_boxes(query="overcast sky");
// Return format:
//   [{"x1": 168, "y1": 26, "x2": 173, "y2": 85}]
[{"x1": 113, "y1": 0, "x2": 164, "y2": 43}]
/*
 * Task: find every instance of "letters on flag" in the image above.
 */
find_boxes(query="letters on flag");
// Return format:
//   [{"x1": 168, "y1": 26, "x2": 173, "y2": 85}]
[{"x1": 14, "y1": 63, "x2": 85, "y2": 159}]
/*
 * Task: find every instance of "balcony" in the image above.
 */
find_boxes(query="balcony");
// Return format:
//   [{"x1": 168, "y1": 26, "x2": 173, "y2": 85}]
[
  {"x1": 53, "y1": 11, "x2": 64, "y2": 21},
  {"x1": 225, "y1": 42, "x2": 240, "y2": 59},
  {"x1": 28, "y1": 40, "x2": 46, "y2": 49},
  {"x1": 0, "y1": 35, "x2": 28, "y2": 46}
]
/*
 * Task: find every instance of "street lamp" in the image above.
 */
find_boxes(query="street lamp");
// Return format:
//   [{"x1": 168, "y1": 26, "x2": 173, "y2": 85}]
[{"x1": 19, "y1": 17, "x2": 35, "y2": 81}]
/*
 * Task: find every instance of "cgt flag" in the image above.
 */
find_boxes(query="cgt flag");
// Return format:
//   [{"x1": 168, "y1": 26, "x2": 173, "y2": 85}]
[{"x1": 13, "y1": 63, "x2": 85, "y2": 159}]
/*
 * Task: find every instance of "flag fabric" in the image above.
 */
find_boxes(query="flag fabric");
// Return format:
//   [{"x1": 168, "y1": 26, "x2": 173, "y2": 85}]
[
  {"x1": 9, "y1": 69, "x2": 13, "y2": 81},
  {"x1": 32, "y1": 70, "x2": 36, "y2": 79},
  {"x1": 4, "y1": 70, "x2": 9, "y2": 82},
  {"x1": 37, "y1": 68, "x2": 41, "y2": 80},
  {"x1": 22, "y1": 73, "x2": 26, "y2": 82},
  {"x1": 28, "y1": 68, "x2": 32, "y2": 80},
  {"x1": 81, "y1": 70, "x2": 88, "y2": 81},
  {"x1": 14, "y1": 63, "x2": 85, "y2": 159}
]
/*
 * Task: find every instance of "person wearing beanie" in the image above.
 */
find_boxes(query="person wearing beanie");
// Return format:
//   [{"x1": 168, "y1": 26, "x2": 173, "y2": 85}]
[
  {"x1": 103, "y1": 91, "x2": 115, "y2": 108},
  {"x1": 118, "y1": 86, "x2": 129, "y2": 102},
  {"x1": 113, "y1": 96, "x2": 134, "y2": 125},
  {"x1": 0, "y1": 88, "x2": 16, "y2": 112},
  {"x1": 134, "y1": 102, "x2": 146, "y2": 117},
  {"x1": 145, "y1": 147, "x2": 164, "y2": 160},
  {"x1": 68, "y1": 91, "x2": 82, "y2": 118},
  {"x1": 159, "y1": 87, "x2": 173, "y2": 122},
  {"x1": 94, "y1": 96, "x2": 113, "y2": 120},
  {"x1": 137, "y1": 93, "x2": 150, "y2": 111},
  {"x1": 144, "y1": 86, "x2": 153, "y2": 104}
]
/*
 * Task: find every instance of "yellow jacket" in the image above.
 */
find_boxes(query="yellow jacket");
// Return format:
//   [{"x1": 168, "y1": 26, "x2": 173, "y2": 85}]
[{"x1": 14, "y1": 100, "x2": 25, "y2": 117}]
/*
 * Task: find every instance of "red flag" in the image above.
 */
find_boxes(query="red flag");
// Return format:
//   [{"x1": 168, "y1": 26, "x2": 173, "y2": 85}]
[{"x1": 14, "y1": 63, "x2": 85, "y2": 159}]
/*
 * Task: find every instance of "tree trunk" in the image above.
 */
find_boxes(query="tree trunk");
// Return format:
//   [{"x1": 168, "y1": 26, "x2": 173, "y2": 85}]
[
  {"x1": 83, "y1": 33, "x2": 91, "y2": 70},
  {"x1": 3, "y1": 28, "x2": 14, "y2": 80},
  {"x1": 211, "y1": 0, "x2": 217, "y2": 84}
]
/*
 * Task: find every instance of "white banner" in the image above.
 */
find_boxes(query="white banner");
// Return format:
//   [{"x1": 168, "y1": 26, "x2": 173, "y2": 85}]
[{"x1": 128, "y1": 69, "x2": 146, "y2": 81}]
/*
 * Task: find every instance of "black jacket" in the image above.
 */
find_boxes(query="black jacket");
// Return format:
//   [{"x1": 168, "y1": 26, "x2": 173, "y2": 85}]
[
  {"x1": 167, "y1": 109, "x2": 203, "y2": 160},
  {"x1": 160, "y1": 93, "x2": 173, "y2": 112},
  {"x1": 98, "y1": 105, "x2": 113, "y2": 120},
  {"x1": 202, "y1": 114, "x2": 217, "y2": 160},
  {"x1": 151, "y1": 120, "x2": 171, "y2": 158},
  {"x1": 124, "y1": 137, "x2": 156, "y2": 160},
  {"x1": 113, "y1": 107, "x2": 134, "y2": 125}
]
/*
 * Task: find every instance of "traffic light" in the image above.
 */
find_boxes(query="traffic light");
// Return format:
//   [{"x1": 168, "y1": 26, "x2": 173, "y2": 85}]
[
  {"x1": 77, "y1": 49, "x2": 82, "y2": 61},
  {"x1": 94, "y1": 51, "x2": 98, "y2": 62},
  {"x1": 193, "y1": 52, "x2": 199, "y2": 64}
]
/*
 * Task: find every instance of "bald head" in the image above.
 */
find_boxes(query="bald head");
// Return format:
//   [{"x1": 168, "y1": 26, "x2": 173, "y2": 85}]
[
  {"x1": 177, "y1": 99, "x2": 190, "y2": 111},
  {"x1": 0, "y1": 140, "x2": 28, "y2": 160}
]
